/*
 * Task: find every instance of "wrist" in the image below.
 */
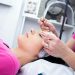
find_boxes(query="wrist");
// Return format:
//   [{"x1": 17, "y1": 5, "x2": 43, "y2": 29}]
[{"x1": 61, "y1": 47, "x2": 74, "y2": 62}]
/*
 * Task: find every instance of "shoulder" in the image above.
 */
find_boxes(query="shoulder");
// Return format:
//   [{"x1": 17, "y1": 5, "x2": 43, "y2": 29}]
[
  {"x1": 72, "y1": 33, "x2": 75, "y2": 40},
  {"x1": 0, "y1": 50, "x2": 20, "y2": 75}
]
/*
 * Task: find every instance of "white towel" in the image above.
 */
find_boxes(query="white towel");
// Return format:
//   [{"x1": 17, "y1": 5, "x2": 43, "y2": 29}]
[{"x1": 19, "y1": 59, "x2": 74, "y2": 75}]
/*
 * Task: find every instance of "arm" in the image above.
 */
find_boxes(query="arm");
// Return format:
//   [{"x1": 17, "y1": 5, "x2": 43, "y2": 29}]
[
  {"x1": 62, "y1": 48, "x2": 75, "y2": 70},
  {"x1": 63, "y1": 33, "x2": 75, "y2": 70},
  {"x1": 40, "y1": 32, "x2": 75, "y2": 70},
  {"x1": 39, "y1": 18, "x2": 75, "y2": 70},
  {"x1": 66, "y1": 33, "x2": 75, "y2": 51}
]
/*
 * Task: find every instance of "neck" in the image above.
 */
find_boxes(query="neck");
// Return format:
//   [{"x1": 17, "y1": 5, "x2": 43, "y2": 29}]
[{"x1": 11, "y1": 47, "x2": 37, "y2": 66}]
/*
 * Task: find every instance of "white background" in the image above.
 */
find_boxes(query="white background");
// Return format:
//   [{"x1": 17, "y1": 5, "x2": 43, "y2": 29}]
[{"x1": 0, "y1": 0, "x2": 23, "y2": 47}]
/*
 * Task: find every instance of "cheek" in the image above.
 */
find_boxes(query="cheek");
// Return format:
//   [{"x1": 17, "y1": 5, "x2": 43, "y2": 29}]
[
  {"x1": 18, "y1": 36, "x2": 27, "y2": 48},
  {"x1": 18, "y1": 38, "x2": 23, "y2": 48}
]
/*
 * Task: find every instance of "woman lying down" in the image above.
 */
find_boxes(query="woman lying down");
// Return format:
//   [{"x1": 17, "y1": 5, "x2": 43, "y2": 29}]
[{"x1": 0, "y1": 18, "x2": 75, "y2": 75}]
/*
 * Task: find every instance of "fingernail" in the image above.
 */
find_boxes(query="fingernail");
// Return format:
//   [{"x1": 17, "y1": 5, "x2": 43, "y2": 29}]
[{"x1": 40, "y1": 17, "x2": 45, "y2": 21}]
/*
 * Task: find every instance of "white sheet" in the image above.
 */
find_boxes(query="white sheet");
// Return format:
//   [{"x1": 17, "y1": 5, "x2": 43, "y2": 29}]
[{"x1": 18, "y1": 59, "x2": 74, "y2": 75}]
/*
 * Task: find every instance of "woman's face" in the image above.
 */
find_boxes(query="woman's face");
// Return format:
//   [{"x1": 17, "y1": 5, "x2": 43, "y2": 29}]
[{"x1": 17, "y1": 31, "x2": 43, "y2": 57}]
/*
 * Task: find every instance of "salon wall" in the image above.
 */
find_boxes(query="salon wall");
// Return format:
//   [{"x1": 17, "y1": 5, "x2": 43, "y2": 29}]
[{"x1": 0, "y1": 0, "x2": 23, "y2": 47}]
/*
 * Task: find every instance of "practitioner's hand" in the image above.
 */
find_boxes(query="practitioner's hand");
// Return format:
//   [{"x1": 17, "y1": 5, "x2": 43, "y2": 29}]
[
  {"x1": 18, "y1": 30, "x2": 43, "y2": 62},
  {"x1": 38, "y1": 17, "x2": 58, "y2": 36},
  {"x1": 40, "y1": 32, "x2": 71, "y2": 59}
]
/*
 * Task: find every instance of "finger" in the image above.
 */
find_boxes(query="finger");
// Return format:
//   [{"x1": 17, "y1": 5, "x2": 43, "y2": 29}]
[
  {"x1": 39, "y1": 18, "x2": 56, "y2": 32},
  {"x1": 38, "y1": 20, "x2": 43, "y2": 26},
  {"x1": 38, "y1": 21, "x2": 44, "y2": 29},
  {"x1": 39, "y1": 32, "x2": 46, "y2": 37},
  {"x1": 44, "y1": 47, "x2": 50, "y2": 51},
  {"x1": 44, "y1": 39, "x2": 50, "y2": 44},
  {"x1": 42, "y1": 41, "x2": 51, "y2": 50},
  {"x1": 39, "y1": 33, "x2": 48, "y2": 41},
  {"x1": 40, "y1": 33, "x2": 50, "y2": 43},
  {"x1": 38, "y1": 18, "x2": 44, "y2": 26},
  {"x1": 44, "y1": 20, "x2": 56, "y2": 32},
  {"x1": 44, "y1": 20, "x2": 54, "y2": 27},
  {"x1": 40, "y1": 32, "x2": 52, "y2": 40},
  {"x1": 41, "y1": 26, "x2": 50, "y2": 31},
  {"x1": 44, "y1": 22, "x2": 57, "y2": 36},
  {"x1": 39, "y1": 18, "x2": 48, "y2": 27},
  {"x1": 38, "y1": 21, "x2": 51, "y2": 32},
  {"x1": 43, "y1": 47, "x2": 50, "y2": 52},
  {"x1": 39, "y1": 33, "x2": 50, "y2": 41},
  {"x1": 40, "y1": 17, "x2": 45, "y2": 22},
  {"x1": 38, "y1": 21, "x2": 45, "y2": 31},
  {"x1": 38, "y1": 18, "x2": 47, "y2": 30},
  {"x1": 41, "y1": 32, "x2": 58, "y2": 40},
  {"x1": 43, "y1": 46, "x2": 52, "y2": 55}
]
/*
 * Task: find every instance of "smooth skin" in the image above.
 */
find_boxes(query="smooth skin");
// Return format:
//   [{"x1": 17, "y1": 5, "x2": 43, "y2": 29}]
[{"x1": 11, "y1": 30, "x2": 43, "y2": 66}]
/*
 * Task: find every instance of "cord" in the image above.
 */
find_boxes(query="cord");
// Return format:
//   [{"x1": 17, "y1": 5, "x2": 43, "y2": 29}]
[
  {"x1": 45, "y1": 0, "x2": 51, "y2": 8},
  {"x1": 59, "y1": 0, "x2": 70, "y2": 39}
]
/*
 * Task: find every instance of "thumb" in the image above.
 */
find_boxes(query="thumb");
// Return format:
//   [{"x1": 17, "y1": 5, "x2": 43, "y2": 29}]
[{"x1": 40, "y1": 31, "x2": 57, "y2": 40}]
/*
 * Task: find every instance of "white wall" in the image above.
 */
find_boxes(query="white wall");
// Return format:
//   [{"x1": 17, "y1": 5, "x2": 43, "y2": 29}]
[{"x1": 0, "y1": 0, "x2": 23, "y2": 47}]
